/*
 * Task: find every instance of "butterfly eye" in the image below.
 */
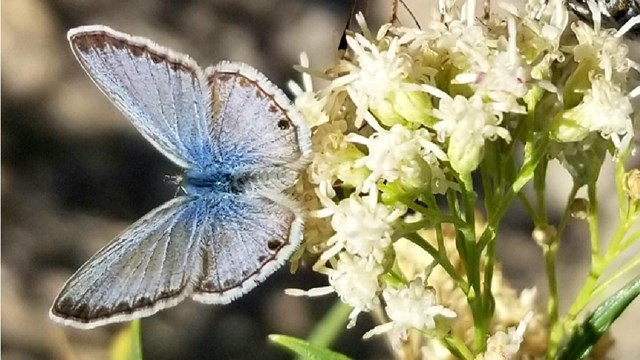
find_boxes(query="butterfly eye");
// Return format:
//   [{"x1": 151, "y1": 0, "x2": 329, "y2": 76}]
[
  {"x1": 277, "y1": 118, "x2": 291, "y2": 130},
  {"x1": 267, "y1": 239, "x2": 284, "y2": 251}
]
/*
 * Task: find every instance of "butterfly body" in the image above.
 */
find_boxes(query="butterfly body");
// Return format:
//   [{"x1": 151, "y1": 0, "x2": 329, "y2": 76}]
[
  {"x1": 182, "y1": 170, "x2": 240, "y2": 194},
  {"x1": 51, "y1": 25, "x2": 310, "y2": 329}
]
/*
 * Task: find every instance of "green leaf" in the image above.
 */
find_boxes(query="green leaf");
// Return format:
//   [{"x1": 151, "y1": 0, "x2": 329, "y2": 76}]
[
  {"x1": 110, "y1": 320, "x2": 143, "y2": 360},
  {"x1": 305, "y1": 301, "x2": 352, "y2": 348},
  {"x1": 269, "y1": 334, "x2": 352, "y2": 360},
  {"x1": 556, "y1": 276, "x2": 640, "y2": 360}
]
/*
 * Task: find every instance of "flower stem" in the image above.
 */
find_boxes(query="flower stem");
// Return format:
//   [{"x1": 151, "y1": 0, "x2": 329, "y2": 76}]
[
  {"x1": 404, "y1": 232, "x2": 468, "y2": 293},
  {"x1": 548, "y1": 173, "x2": 637, "y2": 356},
  {"x1": 593, "y1": 252, "x2": 640, "y2": 297},
  {"x1": 442, "y1": 332, "x2": 474, "y2": 360}
]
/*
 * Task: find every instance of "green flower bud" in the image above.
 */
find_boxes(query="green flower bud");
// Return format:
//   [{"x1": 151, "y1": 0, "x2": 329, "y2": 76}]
[
  {"x1": 370, "y1": 98, "x2": 407, "y2": 127},
  {"x1": 334, "y1": 145, "x2": 370, "y2": 188},
  {"x1": 370, "y1": 89, "x2": 435, "y2": 128},
  {"x1": 550, "y1": 109, "x2": 590, "y2": 143},
  {"x1": 448, "y1": 131, "x2": 484, "y2": 177},
  {"x1": 390, "y1": 90, "x2": 435, "y2": 127}
]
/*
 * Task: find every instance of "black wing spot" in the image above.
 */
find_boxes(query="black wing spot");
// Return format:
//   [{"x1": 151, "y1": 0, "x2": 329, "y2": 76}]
[
  {"x1": 267, "y1": 239, "x2": 283, "y2": 251},
  {"x1": 277, "y1": 118, "x2": 291, "y2": 130}
]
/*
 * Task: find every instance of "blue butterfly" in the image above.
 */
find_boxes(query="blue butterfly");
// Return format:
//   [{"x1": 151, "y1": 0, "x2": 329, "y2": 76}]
[{"x1": 50, "y1": 25, "x2": 311, "y2": 329}]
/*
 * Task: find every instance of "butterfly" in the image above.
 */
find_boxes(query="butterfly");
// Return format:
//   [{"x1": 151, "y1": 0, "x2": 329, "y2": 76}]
[{"x1": 50, "y1": 25, "x2": 311, "y2": 329}]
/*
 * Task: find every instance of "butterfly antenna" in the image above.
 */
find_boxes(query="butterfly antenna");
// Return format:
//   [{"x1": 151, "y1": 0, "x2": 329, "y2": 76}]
[
  {"x1": 338, "y1": 0, "x2": 369, "y2": 56},
  {"x1": 391, "y1": 0, "x2": 400, "y2": 24},
  {"x1": 392, "y1": 0, "x2": 421, "y2": 29}
]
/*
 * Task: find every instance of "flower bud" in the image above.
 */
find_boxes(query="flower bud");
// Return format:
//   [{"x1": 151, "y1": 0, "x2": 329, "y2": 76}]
[
  {"x1": 370, "y1": 90, "x2": 435, "y2": 128},
  {"x1": 447, "y1": 130, "x2": 483, "y2": 176},
  {"x1": 550, "y1": 110, "x2": 589, "y2": 143},
  {"x1": 334, "y1": 146, "x2": 370, "y2": 188},
  {"x1": 623, "y1": 169, "x2": 640, "y2": 201},
  {"x1": 532, "y1": 224, "x2": 558, "y2": 247},
  {"x1": 570, "y1": 198, "x2": 590, "y2": 219},
  {"x1": 390, "y1": 90, "x2": 435, "y2": 127},
  {"x1": 370, "y1": 98, "x2": 407, "y2": 127}
]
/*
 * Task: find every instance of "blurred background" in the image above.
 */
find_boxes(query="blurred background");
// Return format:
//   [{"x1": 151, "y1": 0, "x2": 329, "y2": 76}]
[{"x1": 2, "y1": 0, "x2": 639, "y2": 359}]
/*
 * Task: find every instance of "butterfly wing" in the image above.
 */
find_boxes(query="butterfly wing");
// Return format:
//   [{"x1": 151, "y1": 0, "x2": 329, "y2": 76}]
[
  {"x1": 50, "y1": 196, "x2": 205, "y2": 329},
  {"x1": 204, "y1": 62, "x2": 311, "y2": 173},
  {"x1": 192, "y1": 191, "x2": 304, "y2": 304},
  {"x1": 50, "y1": 192, "x2": 302, "y2": 328},
  {"x1": 67, "y1": 26, "x2": 214, "y2": 169}
]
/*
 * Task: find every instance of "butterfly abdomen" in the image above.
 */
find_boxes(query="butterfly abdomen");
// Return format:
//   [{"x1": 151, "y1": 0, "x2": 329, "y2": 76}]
[
  {"x1": 183, "y1": 167, "x2": 302, "y2": 196},
  {"x1": 182, "y1": 170, "x2": 237, "y2": 195}
]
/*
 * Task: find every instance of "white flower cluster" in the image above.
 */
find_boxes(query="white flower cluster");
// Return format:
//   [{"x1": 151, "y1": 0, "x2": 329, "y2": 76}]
[{"x1": 286, "y1": 0, "x2": 638, "y2": 356}]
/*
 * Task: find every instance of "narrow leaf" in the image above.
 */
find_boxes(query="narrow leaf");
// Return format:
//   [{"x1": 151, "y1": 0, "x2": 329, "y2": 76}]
[
  {"x1": 556, "y1": 276, "x2": 640, "y2": 360},
  {"x1": 110, "y1": 320, "x2": 143, "y2": 360},
  {"x1": 305, "y1": 301, "x2": 352, "y2": 348},
  {"x1": 269, "y1": 334, "x2": 352, "y2": 360}
]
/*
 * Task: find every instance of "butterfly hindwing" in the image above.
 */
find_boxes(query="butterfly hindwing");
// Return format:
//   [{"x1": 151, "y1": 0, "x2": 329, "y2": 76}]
[
  {"x1": 50, "y1": 197, "x2": 205, "y2": 329},
  {"x1": 192, "y1": 192, "x2": 303, "y2": 304},
  {"x1": 205, "y1": 62, "x2": 311, "y2": 174}
]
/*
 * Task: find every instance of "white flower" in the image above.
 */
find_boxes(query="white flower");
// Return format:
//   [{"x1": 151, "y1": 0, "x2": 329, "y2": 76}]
[
  {"x1": 363, "y1": 278, "x2": 456, "y2": 339},
  {"x1": 438, "y1": 21, "x2": 492, "y2": 71},
  {"x1": 433, "y1": 95, "x2": 509, "y2": 143},
  {"x1": 347, "y1": 124, "x2": 448, "y2": 193},
  {"x1": 316, "y1": 192, "x2": 405, "y2": 262},
  {"x1": 581, "y1": 77, "x2": 633, "y2": 148},
  {"x1": 563, "y1": 76, "x2": 634, "y2": 150},
  {"x1": 571, "y1": 2, "x2": 631, "y2": 82},
  {"x1": 329, "y1": 26, "x2": 417, "y2": 129},
  {"x1": 329, "y1": 253, "x2": 384, "y2": 327},
  {"x1": 483, "y1": 312, "x2": 534, "y2": 360},
  {"x1": 286, "y1": 253, "x2": 384, "y2": 327},
  {"x1": 454, "y1": 18, "x2": 529, "y2": 114},
  {"x1": 502, "y1": 0, "x2": 568, "y2": 61},
  {"x1": 307, "y1": 121, "x2": 367, "y2": 197},
  {"x1": 433, "y1": 94, "x2": 510, "y2": 174},
  {"x1": 288, "y1": 53, "x2": 330, "y2": 128}
]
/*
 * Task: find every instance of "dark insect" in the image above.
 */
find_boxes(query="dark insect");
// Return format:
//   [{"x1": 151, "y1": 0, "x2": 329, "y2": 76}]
[{"x1": 566, "y1": 0, "x2": 640, "y2": 36}]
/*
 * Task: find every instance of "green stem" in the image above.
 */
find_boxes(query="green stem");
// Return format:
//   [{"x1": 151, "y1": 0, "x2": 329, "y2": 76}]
[
  {"x1": 404, "y1": 232, "x2": 468, "y2": 293},
  {"x1": 614, "y1": 151, "x2": 628, "y2": 220},
  {"x1": 547, "y1": 183, "x2": 579, "y2": 355},
  {"x1": 587, "y1": 183, "x2": 601, "y2": 260},
  {"x1": 549, "y1": 184, "x2": 602, "y2": 355},
  {"x1": 620, "y1": 228, "x2": 640, "y2": 252},
  {"x1": 593, "y1": 252, "x2": 640, "y2": 297},
  {"x1": 481, "y1": 237, "x2": 496, "y2": 336},
  {"x1": 442, "y1": 333, "x2": 474, "y2": 360},
  {"x1": 544, "y1": 242, "x2": 560, "y2": 354},
  {"x1": 518, "y1": 192, "x2": 541, "y2": 224},
  {"x1": 478, "y1": 186, "x2": 515, "y2": 251}
]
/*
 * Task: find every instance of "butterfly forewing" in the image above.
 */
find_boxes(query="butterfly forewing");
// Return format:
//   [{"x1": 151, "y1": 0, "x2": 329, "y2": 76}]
[{"x1": 67, "y1": 26, "x2": 214, "y2": 169}]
